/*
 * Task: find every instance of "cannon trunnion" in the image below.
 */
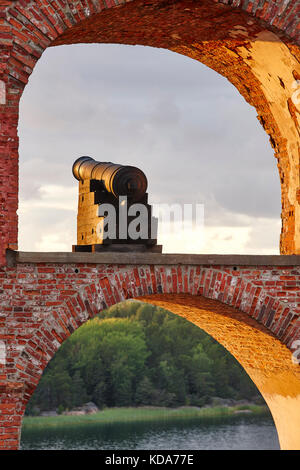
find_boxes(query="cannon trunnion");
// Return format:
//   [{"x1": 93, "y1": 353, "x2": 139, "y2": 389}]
[{"x1": 72, "y1": 156, "x2": 162, "y2": 253}]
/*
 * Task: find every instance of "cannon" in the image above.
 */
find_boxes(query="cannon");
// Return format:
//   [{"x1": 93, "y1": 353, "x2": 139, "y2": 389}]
[
  {"x1": 72, "y1": 156, "x2": 148, "y2": 202},
  {"x1": 72, "y1": 156, "x2": 161, "y2": 253}
]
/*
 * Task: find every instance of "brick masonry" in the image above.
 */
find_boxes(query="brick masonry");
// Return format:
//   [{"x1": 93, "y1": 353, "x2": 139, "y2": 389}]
[
  {"x1": 1, "y1": 256, "x2": 300, "y2": 448},
  {"x1": 0, "y1": 0, "x2": 300, "y2": 450},
  {"x1": 0, "y1": 0, "x2": 299, "y2": 261}
]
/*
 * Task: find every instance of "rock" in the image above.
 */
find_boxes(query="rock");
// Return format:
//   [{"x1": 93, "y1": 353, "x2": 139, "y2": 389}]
[
  {"x1": 233, "y1": 409, "x2": 253, "y2": 414},
  {"x1": 40, "y1": 411, "x2": 58, "y2": 417},
  {"x1": 63, "y1": 410, "x2": 86, "y2": 416},
  {"x1": 209, "y1": 397, "x2": 257, "y2": 408},
  {"x1": 62, "y1": 402, "x2": 99, "y2": 416},
  {"x1": 210, "y1": 397, "x2": 235, "y2": 407},
  {"x1": 82, "y1": 402, "x2": 99, "y2": 414}
]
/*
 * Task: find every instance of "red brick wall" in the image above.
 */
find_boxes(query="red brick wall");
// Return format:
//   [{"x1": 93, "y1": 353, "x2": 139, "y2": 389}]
[
  {"x1": 0, "y1": 0, "x2": 300, "y2": 451},
  {"x1": 1, "y1": 261, "x2": 300, "y2": 449},
  {"x1": 0, "y1": 0, "x2": 299, "y2": 263}
]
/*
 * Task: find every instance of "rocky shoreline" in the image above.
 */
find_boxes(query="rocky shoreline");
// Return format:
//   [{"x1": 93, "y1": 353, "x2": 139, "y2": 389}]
[{"x1": 38, "y1": 396, "x2": 264, "y2": 417}]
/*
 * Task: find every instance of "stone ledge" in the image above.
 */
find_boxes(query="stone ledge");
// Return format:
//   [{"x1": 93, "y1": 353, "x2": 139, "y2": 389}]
[{"x1": 8, "y1": 250, "x2": 300, "y2": 266}]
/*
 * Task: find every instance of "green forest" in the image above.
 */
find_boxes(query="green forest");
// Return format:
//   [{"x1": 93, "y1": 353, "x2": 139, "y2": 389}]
[{"x1": 26, "y1": 301, "x2": 262, "y2": 415}]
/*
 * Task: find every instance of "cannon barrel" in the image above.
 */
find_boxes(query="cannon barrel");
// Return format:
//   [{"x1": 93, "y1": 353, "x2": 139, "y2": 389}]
[{"x1": 72, "y1": 156, "x2": 148, "y2": 201}]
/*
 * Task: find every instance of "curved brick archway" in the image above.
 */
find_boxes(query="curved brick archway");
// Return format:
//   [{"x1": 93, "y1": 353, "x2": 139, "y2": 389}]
[
  {"x1": 1, "y1": 0, "x2": 300, "y2": 451},
  {"x1": 1, "y1": 260, "x2": 300, "y2": 450},
  {"x1": 0, "y1": 0, "x2": 300, "y2": 261}
]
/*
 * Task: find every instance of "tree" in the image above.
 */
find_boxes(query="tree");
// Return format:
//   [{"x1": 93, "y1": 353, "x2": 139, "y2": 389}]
[
  {"x1": 26, "y1": 301, "x2": 262, "y2": 414},
  {"x1": 135, "y1": 376, "x2": 156, "y2": 405},
  {"x1": 71, "y1": 371, "x2": 89, "y2": 407}
]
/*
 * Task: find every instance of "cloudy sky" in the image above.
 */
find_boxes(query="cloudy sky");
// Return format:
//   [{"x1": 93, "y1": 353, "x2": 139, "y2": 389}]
[{"x1": 18, "y1": 43, "x2": 281, "y2": 254}]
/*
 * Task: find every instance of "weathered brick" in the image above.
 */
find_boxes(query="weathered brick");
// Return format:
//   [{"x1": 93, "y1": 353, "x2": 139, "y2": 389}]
[{"x1": 0, "y1": 0, "x2": 300, "y2": 451}]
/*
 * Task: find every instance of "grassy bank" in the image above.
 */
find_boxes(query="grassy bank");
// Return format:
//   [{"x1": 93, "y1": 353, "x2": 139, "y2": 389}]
[{"x1": 22, "y1": 405, "x2": 270, "y2": 430}]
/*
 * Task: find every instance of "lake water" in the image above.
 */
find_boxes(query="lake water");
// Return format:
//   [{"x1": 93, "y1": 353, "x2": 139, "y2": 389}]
[{"x1": 20, "y1": 414, "x2": 280, "y2": 450}]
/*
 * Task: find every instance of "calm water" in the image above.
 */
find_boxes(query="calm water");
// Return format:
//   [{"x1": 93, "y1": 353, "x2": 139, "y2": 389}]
[{"x1": 21, "y1": 415, "x2": 280, "y2": 450}]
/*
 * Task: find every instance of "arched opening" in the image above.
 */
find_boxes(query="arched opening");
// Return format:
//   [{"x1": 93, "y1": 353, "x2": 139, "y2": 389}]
[
  {"x1": 18, "y1": 43, "x2": 280, "y2": 254},
  {"x1": 140, "y1": 294, "x2": 300, "y2": 451},
  {"x1": 1, "y1": 0, "x2": 300, "y2": 453},
  {"x1": 21, "y1": 298, "x2": 280, "y2": 450},
  {"x1": 1, "y1": 0, "x2": 300, "y2": 262},
  {"x1": 13, "y1": 291, "x2": 300, "y2": 450}
]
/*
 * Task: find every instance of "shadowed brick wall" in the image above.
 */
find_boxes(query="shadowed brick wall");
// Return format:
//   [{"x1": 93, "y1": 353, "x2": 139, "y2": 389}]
[
  {"x1": 1, "y1": 254, "x2": 300, "y2": 449},
  {"x1": 1, "y1": 0, "x2": 300, "y2": 451},
  {"x1": 0, "y1": 0, "x2": 300, "y2": 260}
]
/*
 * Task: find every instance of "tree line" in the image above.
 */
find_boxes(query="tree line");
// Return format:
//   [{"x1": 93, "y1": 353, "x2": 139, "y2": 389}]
[{"x1": 26, "y1": 301, "x2": 261, "y2": 415}]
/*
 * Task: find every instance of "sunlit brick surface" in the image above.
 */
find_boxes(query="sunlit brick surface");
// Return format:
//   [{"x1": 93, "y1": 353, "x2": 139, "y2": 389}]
[
  {"x1": 1, "y1": 259, "x2": 300, "y2": 448},
  {"x1": 0, "y1": 0, "x2": 300, "y2": 260},
  {"x1": 1, "y1": 0, "x2": 300, "y2": 450}
]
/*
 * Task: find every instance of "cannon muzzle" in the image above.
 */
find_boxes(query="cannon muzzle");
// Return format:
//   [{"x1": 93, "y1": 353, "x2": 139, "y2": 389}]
[{"x1": 72, "y1": 156, "x2": 147, "y2": 201}]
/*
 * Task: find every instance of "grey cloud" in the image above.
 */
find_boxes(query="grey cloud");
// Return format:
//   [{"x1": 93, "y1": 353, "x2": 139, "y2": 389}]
[
  {"x1": 18, "y1": 43, "x2": 281, "y2": 252},
  {"x1": 19, "y1": 206, "x2": 76, "y2": 251}
]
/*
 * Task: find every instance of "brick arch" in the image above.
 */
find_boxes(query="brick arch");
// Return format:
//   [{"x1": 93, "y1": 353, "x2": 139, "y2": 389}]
[
  {"x1": 1, "y1": 264, "x2": 298, "y2": 450},
  {"x1": 0, "y1": 0, "x2": 300, "y2": 263},
  {"x1": 142, "y1": 293, "x2": 300, "y2": 451}
]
